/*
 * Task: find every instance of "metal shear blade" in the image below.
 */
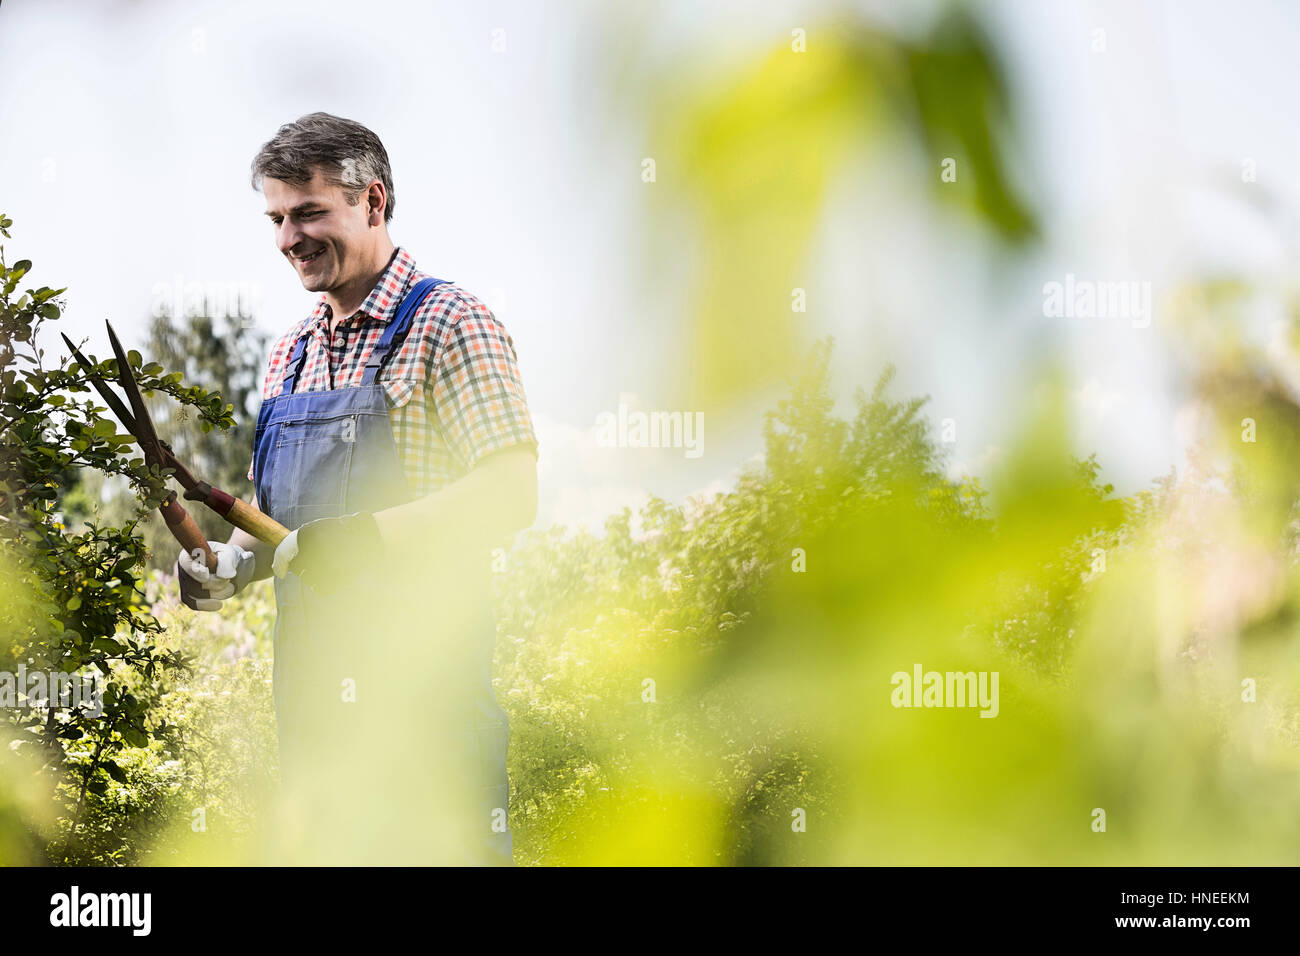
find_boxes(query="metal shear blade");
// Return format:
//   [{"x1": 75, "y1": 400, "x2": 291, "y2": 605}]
[{"x1": 59, "y1": 321, "x2": 199, "y2": 490}]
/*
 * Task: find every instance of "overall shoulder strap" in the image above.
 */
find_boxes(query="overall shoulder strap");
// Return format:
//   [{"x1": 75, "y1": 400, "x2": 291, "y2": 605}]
[
  {"x1": 361, "y1": 276, "x2": 449, "y2": 386},
  {"x1": 278, "y1": 333, "x2": 312, "y2": 396}
]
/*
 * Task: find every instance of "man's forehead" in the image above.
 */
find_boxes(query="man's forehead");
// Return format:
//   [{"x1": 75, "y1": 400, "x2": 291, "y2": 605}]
[{"x1": 263, "y1": 170, "x2": 338, "y2": 214}]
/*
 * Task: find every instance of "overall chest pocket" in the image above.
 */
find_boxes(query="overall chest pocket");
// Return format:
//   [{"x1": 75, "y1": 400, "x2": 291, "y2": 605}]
[
  {"x1": 265, "y1": 415, "x2": 361, "y2": 527},
  {"x1": 276, "y1": 415, "x2": 360, "y2": 448}
]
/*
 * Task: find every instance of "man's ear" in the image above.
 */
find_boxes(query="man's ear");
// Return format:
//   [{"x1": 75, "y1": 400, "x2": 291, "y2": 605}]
[{"x1": 367, "y1": 181, "x2": 386, "y2": 224}]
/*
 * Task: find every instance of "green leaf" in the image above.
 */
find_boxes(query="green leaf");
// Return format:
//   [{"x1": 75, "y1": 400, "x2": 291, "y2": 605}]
[{"x1": 66, "y1": 595, "x2": 81, "y2": 611}]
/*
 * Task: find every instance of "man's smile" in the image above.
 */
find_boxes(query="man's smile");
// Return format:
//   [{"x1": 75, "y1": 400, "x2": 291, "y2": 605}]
[{"x1": 293, "y1": 248, "x2": 325, "y2": 265}]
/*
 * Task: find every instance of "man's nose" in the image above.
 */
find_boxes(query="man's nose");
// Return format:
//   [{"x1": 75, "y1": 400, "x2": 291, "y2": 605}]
[{"x1": 277, "y1": 222, "x2": 305, "y2": 256}]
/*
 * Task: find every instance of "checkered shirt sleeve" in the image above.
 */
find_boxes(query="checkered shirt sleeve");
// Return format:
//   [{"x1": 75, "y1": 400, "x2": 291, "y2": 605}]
[{"x1": 432, "y1": 296, "x2": 538, "y2": 473}]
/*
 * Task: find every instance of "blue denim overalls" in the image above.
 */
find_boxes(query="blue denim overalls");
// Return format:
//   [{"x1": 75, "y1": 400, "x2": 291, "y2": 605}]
[{"x1": 252, "y1": 276, "x2": 513, "y2": 865}]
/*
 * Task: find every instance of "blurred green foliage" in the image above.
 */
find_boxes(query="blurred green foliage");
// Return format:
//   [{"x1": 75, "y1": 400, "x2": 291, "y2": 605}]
[
  {"x1": 5, "y1": 303, "x2": 1299, "y2": 865},
  {"x1": 651, "y1": 7, "x2": 1037, "y2": 408},
  {"x1": 39, "y1": 327, "x2": 1300, "y2": 866}
]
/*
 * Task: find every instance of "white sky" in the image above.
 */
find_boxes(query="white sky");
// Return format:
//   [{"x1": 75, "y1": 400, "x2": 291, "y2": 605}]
[{"x1": 2, "y1": 0, "x2": 1298, "y2": 532}]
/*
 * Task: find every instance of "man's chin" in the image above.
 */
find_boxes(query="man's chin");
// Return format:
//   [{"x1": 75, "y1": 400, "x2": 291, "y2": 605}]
[{"x1": 299, "y1": 272, "x2": 332, "y2": 292}]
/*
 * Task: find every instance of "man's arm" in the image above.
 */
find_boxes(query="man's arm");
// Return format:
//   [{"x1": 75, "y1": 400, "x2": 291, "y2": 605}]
[
  {"x1": 371, "y1": 445, "x2": 538, "y2": 561},
  {"x1": 229, "y1": 492, "x2": 277, "y2": 582}
]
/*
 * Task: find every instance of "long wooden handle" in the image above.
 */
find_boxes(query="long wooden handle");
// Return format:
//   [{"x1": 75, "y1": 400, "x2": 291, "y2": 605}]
[
  {"x1": 183, "y1": 481, "x2": 291, "y2": 548},
  {"x1": 224, "y1": 496, "x2": 291, "y2": 547},
  {"x1": 160, "y1": 493, "x2": 218, "y2": 572}
]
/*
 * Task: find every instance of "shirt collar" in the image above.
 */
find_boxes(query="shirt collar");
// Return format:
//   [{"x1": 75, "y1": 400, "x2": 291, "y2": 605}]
[{"x1": 307, "y1": 246, "x2": 420, "y2": 332}]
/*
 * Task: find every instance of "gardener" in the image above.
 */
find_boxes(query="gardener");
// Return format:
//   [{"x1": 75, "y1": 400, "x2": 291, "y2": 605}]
[{"x1": 174, "y1": 112, "x2": 539, "y2": 866}]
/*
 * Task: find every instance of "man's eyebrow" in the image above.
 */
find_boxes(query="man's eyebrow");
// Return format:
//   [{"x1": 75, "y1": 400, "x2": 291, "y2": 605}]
[{"x1": 265, "y1": 202, "x2": 324, "y2": 218}]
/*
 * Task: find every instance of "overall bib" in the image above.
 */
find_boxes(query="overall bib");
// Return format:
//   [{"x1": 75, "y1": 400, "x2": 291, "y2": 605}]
[{"x1": 252, "y1": 277, "x2": 513, "y2": 865}]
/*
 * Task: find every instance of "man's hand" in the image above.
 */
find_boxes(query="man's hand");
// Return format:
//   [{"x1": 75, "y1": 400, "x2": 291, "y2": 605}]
[
  {"x1": 178, "y1": 541, "x2": 256, "y2": 611},
  {"x1": 272, "y1": 511, "x2": 383, "y2": 589}
]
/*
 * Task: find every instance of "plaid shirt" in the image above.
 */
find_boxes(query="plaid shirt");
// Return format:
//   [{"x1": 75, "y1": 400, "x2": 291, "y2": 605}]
[{"x1": 248, "y1": 247, "x2": 538, "y2": 499}]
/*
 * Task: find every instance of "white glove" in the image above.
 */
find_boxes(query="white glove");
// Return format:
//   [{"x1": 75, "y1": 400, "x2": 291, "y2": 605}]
[
  {"x1": 177, "y1": 541, "x2": 256, "y2": 611},
  {"x1": 272, "y1": 528, "x2": 299, "y2": 580}
]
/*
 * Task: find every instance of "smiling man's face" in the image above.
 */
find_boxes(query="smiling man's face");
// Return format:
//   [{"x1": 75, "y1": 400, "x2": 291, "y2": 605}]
[{"x1": 263, "y1": 165, "x2": 377, "y2": 294}]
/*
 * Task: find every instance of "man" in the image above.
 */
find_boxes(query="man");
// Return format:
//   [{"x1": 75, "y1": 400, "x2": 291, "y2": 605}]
[{"x1": 175, "y1": 111, "x2": 538, "y2": 865}]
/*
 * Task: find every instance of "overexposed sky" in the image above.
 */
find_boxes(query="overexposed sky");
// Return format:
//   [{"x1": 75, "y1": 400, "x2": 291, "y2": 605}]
[{"x1": 2, "y1": 0, "x2": 1298, "y2": 532}]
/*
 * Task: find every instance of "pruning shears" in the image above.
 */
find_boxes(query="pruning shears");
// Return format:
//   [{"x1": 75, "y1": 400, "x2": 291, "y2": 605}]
[{"x1": 60, "y1": 320, "x2": 289, "y2": 571}]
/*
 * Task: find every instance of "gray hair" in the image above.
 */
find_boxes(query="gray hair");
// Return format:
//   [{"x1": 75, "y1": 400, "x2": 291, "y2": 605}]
[{"x1": 249, "y1": 112, "x2": 396, "y2": 223}]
